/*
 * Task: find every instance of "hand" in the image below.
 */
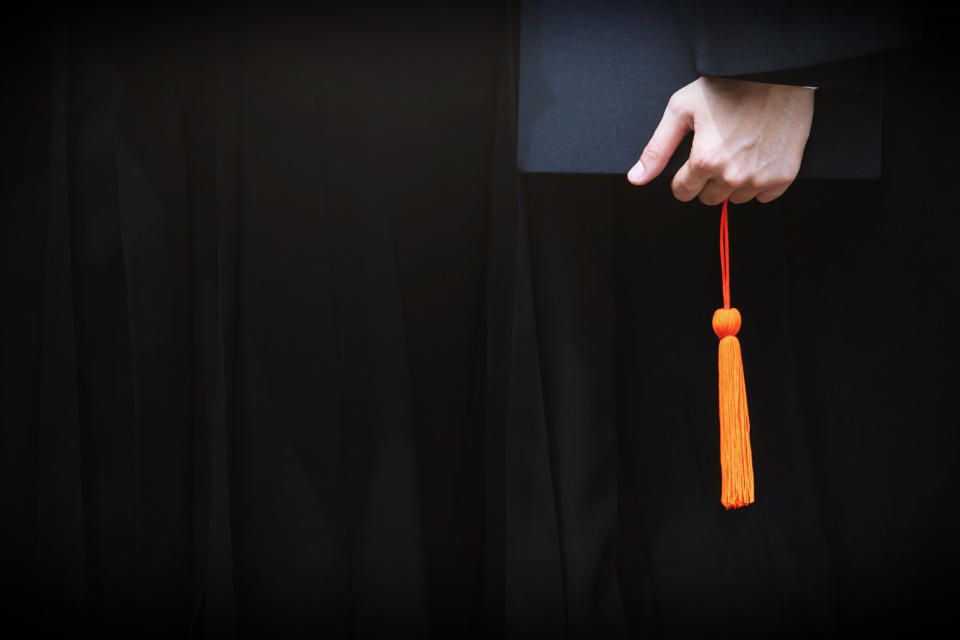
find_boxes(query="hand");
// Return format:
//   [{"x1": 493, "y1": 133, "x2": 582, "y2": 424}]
[{"x1": 626, "y1": 77, "x2": 814, "y2": 204}]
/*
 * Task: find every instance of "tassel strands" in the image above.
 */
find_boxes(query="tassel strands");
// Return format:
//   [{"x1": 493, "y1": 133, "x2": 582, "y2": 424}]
[{"x1": 712, "y1": 199, "x2": 755, "y2": 509}]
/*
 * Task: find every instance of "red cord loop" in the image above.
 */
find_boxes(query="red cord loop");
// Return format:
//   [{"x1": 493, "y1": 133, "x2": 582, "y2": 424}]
[{"x1": 720, "y1": 198, "x2": 730, "y2": 310}]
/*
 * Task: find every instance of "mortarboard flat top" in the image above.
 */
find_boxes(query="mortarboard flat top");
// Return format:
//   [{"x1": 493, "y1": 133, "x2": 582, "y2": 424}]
[{"x1": 517, "y1": 0, "x2": 882, "y2": 179}]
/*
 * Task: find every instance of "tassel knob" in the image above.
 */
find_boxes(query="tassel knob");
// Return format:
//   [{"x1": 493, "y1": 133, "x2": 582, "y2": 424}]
[{"x1": 712, "y1": 307, "x2": 741, "y2": 338}]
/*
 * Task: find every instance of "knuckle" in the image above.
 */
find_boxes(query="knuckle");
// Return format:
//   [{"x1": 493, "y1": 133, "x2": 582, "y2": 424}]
[
  {"x1": 775, "y1": 171, "x2": 797, "y2": 186},
  {"x1": 699, "y1": 192, "x2": 721, "y2": 206},
  {"x1": 690, "y1": 153, "x2": 719, "y2": 174},
  {"x1": 667, "y1": 90, "x2": 684, "y2": 111},
  {"x1": 766, "y1": 166, "x2": 799, "y2": 187},
  {"x1": 757, "y1": 186, "x2": 786, "y2": 203},
  {"x1": 722, "y1": 169, "x2": 750, "y2": 190},
  {"x1": 671, "y1": 180, "x2": 695, "y2": 201},
  {"x1": 666, "y1": 91, "x2": 693, "y2": 122},
  {"x1": 643, "y1": 139, "x2": 663, "y2": 163},
  {"x1": 756, "y1": 192, "x2": 776, "y2": 203}
]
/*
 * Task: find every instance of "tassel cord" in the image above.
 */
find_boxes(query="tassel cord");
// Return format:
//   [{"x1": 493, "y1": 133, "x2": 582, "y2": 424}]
[{"x1": 713, "y1": 199, "x2": 755, "y2": 509}]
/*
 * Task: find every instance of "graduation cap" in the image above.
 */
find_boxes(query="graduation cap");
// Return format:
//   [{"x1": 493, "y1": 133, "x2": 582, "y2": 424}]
[{"x1": 517, "y1": 0, "x2": 884, "y2": 179}]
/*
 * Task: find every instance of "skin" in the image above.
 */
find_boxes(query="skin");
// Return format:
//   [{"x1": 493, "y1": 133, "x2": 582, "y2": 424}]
[{"x1": 626, "y1": 76, "x2": 815, "y2": 205}]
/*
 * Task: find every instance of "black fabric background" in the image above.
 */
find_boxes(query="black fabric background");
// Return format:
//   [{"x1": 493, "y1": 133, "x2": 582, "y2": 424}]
[{"x1": 1, "y1": 3, "x2": 958, "y2": 638}]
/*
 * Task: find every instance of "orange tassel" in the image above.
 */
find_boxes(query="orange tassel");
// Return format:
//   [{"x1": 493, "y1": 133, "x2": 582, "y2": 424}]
[{"x1": 713, "y1": 199, "x2": 755, "y2": 509}]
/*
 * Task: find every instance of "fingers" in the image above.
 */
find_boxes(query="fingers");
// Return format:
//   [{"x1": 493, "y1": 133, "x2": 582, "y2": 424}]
[
  {"x1": 697, "y1": 178, "x2": 737, "y2": 206},
  {"x1": 630, "y1": 76, "x2": 808, "y2": 204},
  {"x1": 755, "y1": 184, "x2": 790, "y2": 203},
  {"x1": 674, "y1": 155, "x2": 793, "y2": 205},
  {"x1": 634, "y1": 76, "x2": 814, "y2": 206},
  {"x1": 628, "y1": 95, "x2": 692, "y2": 185},
  {"x1": 728, "y1": 186, "x2": 764, "y2": 204},
  {"x1": 670, "y1": 158, "x2": 710, "y2": 202}
]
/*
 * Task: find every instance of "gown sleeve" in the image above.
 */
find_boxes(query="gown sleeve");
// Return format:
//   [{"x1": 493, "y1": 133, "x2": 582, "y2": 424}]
[{"x1": 676, "y1": 0, "x2": 921, "y2": 88}]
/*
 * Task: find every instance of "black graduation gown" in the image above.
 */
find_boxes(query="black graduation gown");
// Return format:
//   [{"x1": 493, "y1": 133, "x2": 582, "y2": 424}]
[{"x1": 0, "y1": 3, "x2": 957, "y2": 638}]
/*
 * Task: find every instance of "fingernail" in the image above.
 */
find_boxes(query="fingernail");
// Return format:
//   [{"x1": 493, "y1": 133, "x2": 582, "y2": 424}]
[{"x1": 627, "y1": 161, "x2": 644, "y2": 184}]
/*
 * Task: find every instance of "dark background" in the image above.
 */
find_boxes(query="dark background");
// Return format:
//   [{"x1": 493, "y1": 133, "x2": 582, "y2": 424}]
[{"x1": 2, "y1": 3, "x2": 958, "y2": 638}]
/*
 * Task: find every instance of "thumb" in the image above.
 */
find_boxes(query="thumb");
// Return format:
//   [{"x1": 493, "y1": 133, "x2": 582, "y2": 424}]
[{"x1": 627, "y1": 98, "x2": 693, "y2": 185}]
